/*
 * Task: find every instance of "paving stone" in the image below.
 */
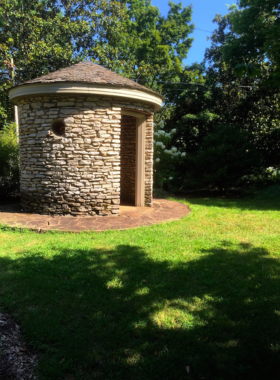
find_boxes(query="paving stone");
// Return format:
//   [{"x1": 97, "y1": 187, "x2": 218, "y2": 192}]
[{"x1": 0, "y1": 200, "x2": 190, "y2": 232}]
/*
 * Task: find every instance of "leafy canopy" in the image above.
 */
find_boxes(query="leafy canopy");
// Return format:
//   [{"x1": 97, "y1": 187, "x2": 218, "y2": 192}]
[
  {"x1": 93, "y1": 0, "x2": 194, "y2": 92},
  {"x1": 159, "y1": 11, "x2": 280, "y2": 190},
  {"x1": 0, "y1": 0, "x2": 194, "y2": 124},
  {"x1": 222, "y1": 0, "x2": 280, "y2": 84}
]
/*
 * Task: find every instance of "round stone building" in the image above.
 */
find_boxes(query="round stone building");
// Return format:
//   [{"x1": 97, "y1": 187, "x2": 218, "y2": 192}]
[{"x1": 9, "y1": 61, "x2": 163, "y2": 216}]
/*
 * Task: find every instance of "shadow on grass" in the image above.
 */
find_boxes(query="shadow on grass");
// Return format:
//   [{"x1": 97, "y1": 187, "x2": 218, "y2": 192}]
[
  {"x1": 174, "y1": 196, "x2": 280, "y2": 212},
  {"x1": 0, "y1": 242, "x2": 280, "y2": 379}
]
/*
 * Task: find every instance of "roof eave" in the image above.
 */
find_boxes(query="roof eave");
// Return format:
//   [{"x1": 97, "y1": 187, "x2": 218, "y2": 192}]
[{"x1": 9, "y1": 82, "x2": 163, "y2": 112}]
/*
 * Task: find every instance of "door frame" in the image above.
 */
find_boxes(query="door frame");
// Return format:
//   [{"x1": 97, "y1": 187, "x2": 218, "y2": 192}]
[{"x1": 121, "y1": 110, "x2": 146, "y2": 207}]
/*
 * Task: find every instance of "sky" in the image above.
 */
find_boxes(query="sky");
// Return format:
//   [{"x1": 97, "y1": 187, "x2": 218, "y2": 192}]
[{"x1": 151, "y1": 0, "x2": 231, "y2": 66}]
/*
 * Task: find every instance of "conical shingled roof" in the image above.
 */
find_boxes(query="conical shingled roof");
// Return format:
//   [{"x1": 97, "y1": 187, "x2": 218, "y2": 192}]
[{"x1": 18, "y1": 61, "x2": 163, "y2": 99}]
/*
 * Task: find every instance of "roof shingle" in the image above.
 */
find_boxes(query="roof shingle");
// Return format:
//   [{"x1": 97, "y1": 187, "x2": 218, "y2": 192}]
[{"x1": 18, "y1": 61, "x2": 163, "y2": 99}]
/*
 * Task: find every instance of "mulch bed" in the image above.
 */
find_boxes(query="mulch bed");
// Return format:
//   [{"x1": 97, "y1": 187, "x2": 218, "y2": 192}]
[{"x1": 0, "y1": 312, "x2": 37, "y2": 379}]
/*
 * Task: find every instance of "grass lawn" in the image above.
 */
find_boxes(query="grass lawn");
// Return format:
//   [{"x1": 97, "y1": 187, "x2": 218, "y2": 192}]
[{"x1": 0, "y1": 197, "x2": 280, "y2": 379}]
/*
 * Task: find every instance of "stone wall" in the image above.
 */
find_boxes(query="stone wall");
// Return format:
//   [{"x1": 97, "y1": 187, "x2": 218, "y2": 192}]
[
  {"x1": 17, "y1": 95, "x2": 154, "y2": 216},
  {"x1": 120, "y1": 115, "x2": 136, "y2": 205}
]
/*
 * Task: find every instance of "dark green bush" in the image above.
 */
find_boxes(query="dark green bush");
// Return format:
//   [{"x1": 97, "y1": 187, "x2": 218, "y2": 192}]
[
  {"x1": 184, "y1": 124, "x2": 262, "y2": 191},
  {"x1": 254, "y1": 184, "x2": 280, "y2": 199}
]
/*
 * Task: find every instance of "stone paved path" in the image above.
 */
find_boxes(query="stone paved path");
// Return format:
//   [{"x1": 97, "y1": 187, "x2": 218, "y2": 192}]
[{"x1": 0, "y1": 199, "x2": 190, "y2": 232}]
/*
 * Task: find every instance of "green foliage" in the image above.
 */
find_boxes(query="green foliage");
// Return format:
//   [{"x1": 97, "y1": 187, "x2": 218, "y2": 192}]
[
  {"x1": 0, "y1": 0, "x2": 101, "y2": 124},
  {"x1": 255, "y1": 184, "x2": 280, "y2": 199},
  {"x1": 242, "y1": 166, "x2": 280, "y2": 197},
  {"x1": 184, "y1": 124, "x2": 261, "y2": 191},
  {"x1": 222, "y1": 0, "x2": 280, "y2": 85},
  {"x1": 0, "y1": 0, "x2": 195, "y2": 125},
  {"x1": 162, "y1": 12, "x2": 280, "y2": 191},
  {"x1": 90, "y1": 0, "x2": 194, "y2": 92},
  {"x1": 153, "y1": 120, "x2": 185, "y2": 190},
  {"x1": 0, "y1": 123, "x2": 19, "y2": 177},
  {"x1": 0, "y1": 123, "x2": 19, "y2": 198}
]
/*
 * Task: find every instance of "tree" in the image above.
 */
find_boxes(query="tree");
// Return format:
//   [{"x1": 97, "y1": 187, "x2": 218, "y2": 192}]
[
  {"x1": 0, "y1": 0, "x2": 124, "y2": 75},
  {"x1": 0, "y1": 0, "x2": 125, "y2": 125},
  {"x1": 222, "y1": 0, "x2": 280, "y2": 85},
  {"x1": 160, "y1": 12, "x2": 280, "y2": 190},
  {"x1": 0, "y1": 0, "x2": 195, "y2": 126},
  {"x1": 87, "y1": 0, "x2": 195, "y2": 93}
]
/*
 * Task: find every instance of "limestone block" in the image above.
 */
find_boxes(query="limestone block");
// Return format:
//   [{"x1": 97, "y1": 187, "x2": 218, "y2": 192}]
[
  {"x1": 44, "y1": 103, "x2": 56, "y2": 107},
  {"x1": 101, "y1": 119, "x2": 119, "y2": 124},
  {"x1": 112, "y1": 199, "x2": 120, "y2": 204},
  {"x1": 83, "y1": 110, "x2": 96, "y2": 114},
  {"x1": 83, "y1": 102, "x2": 97, "y2": 106},
  {"x1": 60, "y1": 109, "x2": 78, "y2": 115},
  {"x1": 92, "y1": 160, "x2": 104, "y2": 166},
  {"x1": 64, "y1": 117, "x2": 75, "y2": 123},
  {"x1": 79, "y1": 160, "x2": 91, "y2": 165},
  {"x1": 83, "y1": 114, "x2": 96, "y2": 120},
  {"x1": 71, "y1": 128, "x2": 83, "y2": 133},
  {"x1": 52, "y1": 144, "x2": 64, "y2": 150},
  {"x1": 46, "y1": 110, "x2": 59, "y2": 115},
  {"x1": 97, "y1": 101, "x2": 110, "y2": 106},
  {"x1": 36, "y1": 131, "x2": 48, "y2": 138},
  {"x1": 31, "y1": 102, "x2": 42, "y2": 109},
  {"x1": 57, "y1": 102, "x2": 75, "y2": 106}
]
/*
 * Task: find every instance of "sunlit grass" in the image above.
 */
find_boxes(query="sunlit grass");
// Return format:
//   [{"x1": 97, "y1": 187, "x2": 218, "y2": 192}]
[{"x1": 0, "y1": 197, "x2": 280, "y2": 379}]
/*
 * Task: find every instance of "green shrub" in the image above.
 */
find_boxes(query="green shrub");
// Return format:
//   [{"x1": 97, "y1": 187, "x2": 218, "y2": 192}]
[
  {"x1": 254, "y1": 184, "x2": 280, "y2": 199},
  {"x1": 184, "y1": 124, "x2": 262, "y2": 192},
  {"x1": 0, "y1": 123, "x2": 19, "y2": 199},
  {"x1": 153, "y1": 120, "x2": 186, "y2": 191}
]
